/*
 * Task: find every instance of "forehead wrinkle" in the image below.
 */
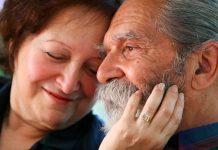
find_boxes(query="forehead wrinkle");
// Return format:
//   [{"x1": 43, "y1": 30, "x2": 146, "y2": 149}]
[{"x1": 112, "y1": 30, "x2": 154, "y2": 48}]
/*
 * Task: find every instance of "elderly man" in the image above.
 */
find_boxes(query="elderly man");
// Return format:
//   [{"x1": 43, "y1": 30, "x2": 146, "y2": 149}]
[{"x1": 97, "y1": 0, "x2": 218, "y2": 149}]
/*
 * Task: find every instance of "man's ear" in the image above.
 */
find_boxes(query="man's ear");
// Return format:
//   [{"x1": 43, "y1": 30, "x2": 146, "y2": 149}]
[{"x1": 192, "y1": 41, "x2": 218, "y2": 90}]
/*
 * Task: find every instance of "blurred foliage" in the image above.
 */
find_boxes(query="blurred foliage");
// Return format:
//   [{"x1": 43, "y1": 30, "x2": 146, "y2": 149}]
[{"x1": 0, "y1": 69, "x2": 3, "y2": 76}]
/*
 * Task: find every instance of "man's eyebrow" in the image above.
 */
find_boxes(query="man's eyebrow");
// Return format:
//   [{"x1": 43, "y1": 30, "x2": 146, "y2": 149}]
[{"x1": 113, "y1": 31, "x2": 141, "y2": 41}]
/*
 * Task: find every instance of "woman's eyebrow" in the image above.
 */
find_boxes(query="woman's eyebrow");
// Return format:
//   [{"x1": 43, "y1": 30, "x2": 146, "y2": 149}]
[{"x1": 45, "y1": 39, "x2": 73, "y2": 50}]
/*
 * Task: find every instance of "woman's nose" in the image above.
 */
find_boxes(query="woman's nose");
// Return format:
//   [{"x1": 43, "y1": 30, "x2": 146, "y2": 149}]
[{"x1": 56, "y1": 67, "x2": 81, "y2": 94}]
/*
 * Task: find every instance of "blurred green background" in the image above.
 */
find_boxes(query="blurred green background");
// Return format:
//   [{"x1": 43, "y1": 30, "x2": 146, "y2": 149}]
[{"x1": 0, "y1": 70, "x2": 3, "y2": 76}]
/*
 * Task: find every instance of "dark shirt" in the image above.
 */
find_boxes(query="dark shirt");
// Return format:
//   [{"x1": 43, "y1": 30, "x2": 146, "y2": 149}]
[
  {"x1": 179, "y1": 122, "x2": 218, "y2": 149},
  {"x1": 0, "y1": 77, "x2": 105, "y2": 150},
  {"x1": 165, "y1": 122, "x2": 218, "y2": 150}
]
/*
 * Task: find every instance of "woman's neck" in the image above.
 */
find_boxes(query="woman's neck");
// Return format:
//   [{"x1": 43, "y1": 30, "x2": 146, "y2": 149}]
[{"x1": 0, "y1": 109, "x2": 46, "y2": 150}]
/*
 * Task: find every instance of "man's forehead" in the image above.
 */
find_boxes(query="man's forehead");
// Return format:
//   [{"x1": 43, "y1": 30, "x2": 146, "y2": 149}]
[
  {"x1": 112, "y1": 0, "x2": 165, "y2": 21},
  {"x1": 105, "y1": 20, "x2": 157, "y2": 45}
]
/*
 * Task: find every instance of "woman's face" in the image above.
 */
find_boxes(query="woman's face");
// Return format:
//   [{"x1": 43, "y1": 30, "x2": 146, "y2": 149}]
[{"x1": 10, "y1": 6, "x2": 109, "y2": 130}]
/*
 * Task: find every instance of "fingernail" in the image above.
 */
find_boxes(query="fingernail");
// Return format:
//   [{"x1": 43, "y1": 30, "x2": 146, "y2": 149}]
[
  {"x1": 179, "y1": 93, "x2": 184, "y2": 101},
  {"x1": 171, "y1": 85, "x2": 178, "y2": 93},
  {"x1": 158, "y1": 83, "x2": 165, "y2": 90}
]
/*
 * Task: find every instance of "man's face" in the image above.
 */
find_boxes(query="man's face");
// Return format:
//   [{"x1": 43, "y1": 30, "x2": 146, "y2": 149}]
[{"x1": 96, "y1": 0, "x2": 185, "y2": 131}]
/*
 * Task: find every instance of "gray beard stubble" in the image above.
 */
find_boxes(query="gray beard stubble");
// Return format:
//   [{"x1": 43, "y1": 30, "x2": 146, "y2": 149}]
[{"x1": 96, "y1": 57, "x2": 185, "y2": 132}]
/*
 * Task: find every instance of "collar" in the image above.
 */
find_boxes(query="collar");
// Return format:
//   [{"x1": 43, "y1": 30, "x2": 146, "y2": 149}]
[
  {"x1": 38, "y1": 112, "x2": 96, "y2": 148},
  {"x1": 179, "y1": 122, "x2": 218, "y2": 149}
]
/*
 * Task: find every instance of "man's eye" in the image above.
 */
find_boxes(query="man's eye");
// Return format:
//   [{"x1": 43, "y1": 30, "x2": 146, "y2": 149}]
[
  {"x1": 46, "y1": 52, "x2": 65, "y2": 61},
  {"x1": 122, "y1": 45, "x2": 140, "y2": 59},
  {"x1": 125, "y1": 45, "x2": 134, "y2": 51}
]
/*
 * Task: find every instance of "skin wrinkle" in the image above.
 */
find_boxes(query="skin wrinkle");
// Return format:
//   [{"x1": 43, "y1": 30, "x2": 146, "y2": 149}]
[{"x1": 97, "y1": 31, "x2": 158, "y2": 62}]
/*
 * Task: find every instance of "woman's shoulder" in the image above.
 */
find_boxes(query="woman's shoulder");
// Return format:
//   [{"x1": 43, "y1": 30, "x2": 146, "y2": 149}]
[
  {"x1": 32, "y1": 112, "x2": 105, "y2": 150},
  {"x1": 79, "y1": 113, "x2": 106, "y2": 150},
  {"x1": 0, "y1": 76, "x2": 11, "y2": 91},
  {"x1": 0, "y1": 76, "x2": 11, "y2": 86}
]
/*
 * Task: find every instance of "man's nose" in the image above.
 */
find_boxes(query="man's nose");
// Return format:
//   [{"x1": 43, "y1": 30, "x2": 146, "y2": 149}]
[
  {"x1": 97, "y1": 52, "x2": 124, "y2": 83},
  {"x1": 56, "y1": 66, "x2": 81, "y2": 94}
]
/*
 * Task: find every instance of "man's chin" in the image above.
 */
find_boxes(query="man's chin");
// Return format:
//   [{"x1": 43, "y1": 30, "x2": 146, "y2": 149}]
[
  {"x1": 103, "y1": 107, "x2": 125, "y2": 133},
  {"x1": 96, "y1": 79, "x2": 140, "y2": 133}
]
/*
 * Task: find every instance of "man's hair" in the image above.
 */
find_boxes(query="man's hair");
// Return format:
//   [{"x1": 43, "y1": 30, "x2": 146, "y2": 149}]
[
  {"x1": 0, "y1": 0, "x2": 118, "y2": 73},
  {"x1": 159, "y1": 0, "x2": 218, "y2": 60}
]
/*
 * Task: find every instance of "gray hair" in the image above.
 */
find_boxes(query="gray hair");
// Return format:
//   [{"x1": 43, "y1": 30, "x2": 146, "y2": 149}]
[{"x1": 159, "y1": 0, "x2": 218, "y2": 56}]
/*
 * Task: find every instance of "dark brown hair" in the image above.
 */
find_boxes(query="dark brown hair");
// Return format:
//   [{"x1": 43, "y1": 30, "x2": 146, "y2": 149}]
[{"x1": 0, "y1": 0, "x2": 118, "y2": 74}]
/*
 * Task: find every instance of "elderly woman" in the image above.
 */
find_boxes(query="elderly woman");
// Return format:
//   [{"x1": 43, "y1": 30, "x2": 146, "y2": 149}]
[{"x1": 0, "y1": 0, "x2": 184, "y2": 150}]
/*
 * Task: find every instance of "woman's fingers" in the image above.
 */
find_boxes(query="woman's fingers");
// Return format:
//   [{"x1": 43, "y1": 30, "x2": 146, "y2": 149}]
[
  {"x1": 162, "y1": 93, "x2": 184, "y2": 137},
  {"x1": 137, "y1": 83, "x2": 165, "y2": 125},
  {"x1": 151, "y1": 85, "x2": 179, "y2": 131},
  {"x1": 122, "y1": 90, "x2": 142, "y2": 121},
  {"x1": 100, "y1": 84, "x2": 184, "y2": 150}
]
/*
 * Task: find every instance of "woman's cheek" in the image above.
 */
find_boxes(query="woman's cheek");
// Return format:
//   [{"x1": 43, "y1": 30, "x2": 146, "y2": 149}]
[
  {"x1": 82, "y1": 76, "x2": 98, "y2": 98},
  {"x1": 27, "y1": 56, "x2": 55, "y2": 82}
]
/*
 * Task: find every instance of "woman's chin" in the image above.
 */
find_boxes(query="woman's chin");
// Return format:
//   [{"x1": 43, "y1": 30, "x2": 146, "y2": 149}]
[{"x1": 40, "y1": 113, "x2": 74, "y2": 130}]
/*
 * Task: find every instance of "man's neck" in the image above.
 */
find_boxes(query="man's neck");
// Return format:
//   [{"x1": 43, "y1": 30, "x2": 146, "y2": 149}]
[{"x1": 179, "y1": 88, "x2": 218, "y2": 131}]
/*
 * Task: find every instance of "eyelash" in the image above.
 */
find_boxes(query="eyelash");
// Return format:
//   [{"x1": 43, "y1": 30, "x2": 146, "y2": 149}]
[
  {"x1": 88, "y1": 68, "x2": 97, "y2": 75},
  {"x1": 125, "y1": 45, "x2": 134, "y2": 51},
  {"x1": 122, "y1": 45, "x2": 139, "y2": 58},
  {"x1": 46, "y1": 52, "x2": 66, "y2": 61},
  {"x1": 85, "y1": 66, "x2": 98, "y2": 77}
]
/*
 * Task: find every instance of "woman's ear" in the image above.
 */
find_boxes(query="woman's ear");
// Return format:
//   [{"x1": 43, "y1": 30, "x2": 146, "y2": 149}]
[{"x1": 191, "y1": 41, "x2": 218, "y2": 90}]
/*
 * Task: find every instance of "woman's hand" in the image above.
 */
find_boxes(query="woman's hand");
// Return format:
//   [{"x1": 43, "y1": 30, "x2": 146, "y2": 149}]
[{"x1": 99, "y1": 83, "x2": 184, "y2": 150}]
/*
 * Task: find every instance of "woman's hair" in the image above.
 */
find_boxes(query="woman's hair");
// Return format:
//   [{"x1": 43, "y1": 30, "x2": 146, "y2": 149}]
[{"x1": 0, "y1": 0, "x2": 118, "y2": 74}]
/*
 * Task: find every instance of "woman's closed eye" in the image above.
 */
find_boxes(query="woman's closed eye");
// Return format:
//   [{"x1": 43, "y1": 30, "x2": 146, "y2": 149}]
[
  {"x1": 45, "y1": 51, "x2": 68, "y2": 61},
  {"x1": 85, "y1": 66, "x2": 98, "y2": 77}
]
